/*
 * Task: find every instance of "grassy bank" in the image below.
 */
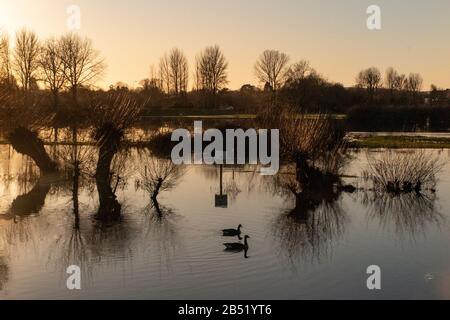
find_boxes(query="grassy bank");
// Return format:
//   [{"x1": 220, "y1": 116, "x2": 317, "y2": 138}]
[{"x1": 348, "y1": 135, "x2": 450, "y2": 148}]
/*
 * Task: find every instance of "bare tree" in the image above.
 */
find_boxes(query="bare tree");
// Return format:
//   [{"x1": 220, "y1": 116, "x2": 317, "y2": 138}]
[
  {"x1": 406, "y1": 73, "x2": 423, "y2": 95},
  {"x1": 254, "y1": 50, "x2": 290, "y2": 91},
  {"x1": 285, "y1": 60, "x2": 315, "y2": 83},
  {"x1": 13, "y1": 29, "x2": 40, "y2": 92},
  {"x1": 0, "y1": 33, "x2": 14, "y2": 89},
  {"x1": 138, "y1": 152, "x2": 183, "y2": 201},
  {"x1": 197, "y1": 45, "x2": 228, "y2": 93},
  {"x1": 159, "y1": 54, "x2": 171, "y2": 94},
  {"x1": 38, "y1": 37, "x2": 67, "y2": 110},
  {"x1": 394, "y1": 73, "x2": 407, "y2": 91},
  {"x1": 385, "y1": 67, "x2": 397, "y2": 92},
  {"x1": 147, "y1": 64, "x2": 162, "y2": 91},
  {"x1": 168, "y1": 48, "x2": 188, "y2": 94},
  {"x1": 355, "y1": 67, "x2": 382, "y2": 100},
  {"x1": 385, "y1": 67, "x2": 407, "y2": 92},
  {"x1": 192, "y1": 55, "x2": 202, "y2": 91},
  {"x1": 59, "y1": 33, "x2": 105, "y2": 103}
]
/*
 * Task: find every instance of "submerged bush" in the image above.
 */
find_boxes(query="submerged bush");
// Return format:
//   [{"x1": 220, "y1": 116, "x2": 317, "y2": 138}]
[{"x1": 365, "y1": 150, "x2": 443, "y2": 193}]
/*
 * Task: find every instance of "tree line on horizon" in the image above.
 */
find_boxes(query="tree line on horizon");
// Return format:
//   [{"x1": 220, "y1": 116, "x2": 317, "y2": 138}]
[{"x1": 1, "y1": 27, "x2": 450, "y2": 116}]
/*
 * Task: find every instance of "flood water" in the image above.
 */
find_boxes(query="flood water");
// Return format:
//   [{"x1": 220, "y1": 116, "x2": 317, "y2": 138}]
[{"x1": 0, "y1": 145, "x2": 450, "y2": 300}]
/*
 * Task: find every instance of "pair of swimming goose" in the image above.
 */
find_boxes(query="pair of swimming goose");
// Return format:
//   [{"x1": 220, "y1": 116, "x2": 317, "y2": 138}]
[{"x1": 222, "y1": 224, "x2": 250, "y2": 251}]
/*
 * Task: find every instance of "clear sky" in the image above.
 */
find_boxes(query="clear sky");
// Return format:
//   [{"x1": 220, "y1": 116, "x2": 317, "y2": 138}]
[{"x1": 1, "y1": 0, "x2": 449, "y2": 90}]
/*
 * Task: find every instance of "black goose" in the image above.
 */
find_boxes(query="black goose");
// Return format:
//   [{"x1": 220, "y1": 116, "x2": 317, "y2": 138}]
[
  {"x1": 222, "y1": 224, "x2": 242, "y2": 236},
  {"x1": 223, "y1": 235, "x2": 250, "y2": 251}
]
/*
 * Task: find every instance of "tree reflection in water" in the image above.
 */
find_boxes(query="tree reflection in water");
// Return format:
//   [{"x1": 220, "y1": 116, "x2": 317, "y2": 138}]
[
  {"x1": 362, "y1": 149, "x2": 445, "y2": 241},
  {"x1": 6, "y1": 175, "x2": 52, "y2": 220},
  {"x1": 362, "y1": 191, "x2": 444, "y2": 241},
  {"x1": 136, "y1": 149, "x2": 185, "y2": 271},
  {"x1": 269, "y1": 165, "x2": 348, "y2": 265}
]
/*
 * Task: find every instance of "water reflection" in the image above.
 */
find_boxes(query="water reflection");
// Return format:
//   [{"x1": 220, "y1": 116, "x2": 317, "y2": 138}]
[
  {"x1": 362, "y1": 191, "x2": 444, "y2": 241},
  {"x1": 141, "y1": 205, "x2": 182, "y2": 272},
  {"x1": 135, "y1": 149, "x2": 185, "y2": 270},
  {"x1": 0, "y1": 144, "x2": 449, "y2": 299},
  {"x1": 6, "y1": 175, "x2": 52, "y2": 220},
  {"x1": 270, "y1": 166, "x2": 348, "y2": 264},
  {"x1": 361, "y1": 149, "x2": 445, "y2": 241},
  {"x1": 0, "y1": 256, "x2": 7, "y2": 291}
]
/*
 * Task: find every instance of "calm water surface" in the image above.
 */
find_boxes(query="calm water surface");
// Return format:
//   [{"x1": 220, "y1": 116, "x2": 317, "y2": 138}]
[{"x1": 0, "y1": 146, "x2": 449, "y2": 299}]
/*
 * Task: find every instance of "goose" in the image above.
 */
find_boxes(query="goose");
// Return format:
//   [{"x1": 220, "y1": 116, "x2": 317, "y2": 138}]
[
  {"x1": 222, "y1": 224, "x2": 242, "y2": 236},
  {"x1": 223, "y1": 235, "x2": 250, "y2": 252}
]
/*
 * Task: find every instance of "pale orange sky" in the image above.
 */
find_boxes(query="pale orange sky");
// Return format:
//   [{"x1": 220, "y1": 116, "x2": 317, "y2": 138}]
[{"x1": 1, "y1": 0, "x2": 450, "y2": 90}]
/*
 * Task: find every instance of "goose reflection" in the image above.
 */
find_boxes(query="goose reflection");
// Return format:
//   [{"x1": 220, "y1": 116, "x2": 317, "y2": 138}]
[{"x1": 224, "y1": 235, "x2": 250, "y2": 258}]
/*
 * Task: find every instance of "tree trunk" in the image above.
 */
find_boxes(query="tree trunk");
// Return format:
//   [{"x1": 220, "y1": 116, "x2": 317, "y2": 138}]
[
  {"x1": 94, "y1": 127, "x2": 122, "y2": 221},
  {"x1": 8, "y1": 127, "x2": 58, "y2": 174}
]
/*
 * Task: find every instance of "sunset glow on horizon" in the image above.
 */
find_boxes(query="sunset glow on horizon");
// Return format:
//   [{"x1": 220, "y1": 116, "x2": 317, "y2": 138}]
[{"x1": 1, "y1": 0, "x2": 450, "y2": 90}]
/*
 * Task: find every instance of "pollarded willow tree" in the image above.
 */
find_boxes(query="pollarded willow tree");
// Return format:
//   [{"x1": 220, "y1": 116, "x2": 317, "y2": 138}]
[
  {"x1": 0, "y1": 86, "x2": 58, "y2": 174},
  {"x1": 91, "y1": 92, "x2": 143, "y2": 221},
  {"x1": 260, "y1": 104, "x2": 348, "y2": 197}
]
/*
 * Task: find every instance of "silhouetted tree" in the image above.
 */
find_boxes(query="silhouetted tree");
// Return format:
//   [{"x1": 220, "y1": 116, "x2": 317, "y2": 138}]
[
  {"x1": 193, "y1": 56, "x2": 202, "y2": 91},
  {"x1": 197, "y1": 45, "x2": 228, "y2": 94},
  {"x1": 59, "y1": 33, "x2": 105, "y2": 103},
  {"x1": 13, "y1": 29, "x2": 40, "y2": 92},
  {"x1": 285, "y1": 60, "x2": 314, "y2": 82},
  {"x1": 38, "y1": 37, "x2": 67, "y2": 110},
  {"x1": 139, "y1": 153, "x2": 183, "y2": 201},
  {"x1": 406, "y1": 72, "x2": 423, "y2": 103},
  {"x1": 385, "y1": 67, "x2": 398, "y2": 101},
  {"x1": 92, "y1": 92, "x2": 142, "y2": 220},
  {"x1": 355, "y1": 67, "x2": 382, "y2": 101},
  {"x1": 168, "y1": 48, "x2": 188, "y2": 95},
  {"x1": 255, "y1": 49, "x2": 290, "y2": 91},
  {"x1": 159, "y1": 53, "x2": 171, "y2": 94},
  {"x1": 0, "y1": 33, "x2": 15, "y2": 90},
  {"x1": 8, "y1": 127, "x2": 58, "y2": 174}
]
